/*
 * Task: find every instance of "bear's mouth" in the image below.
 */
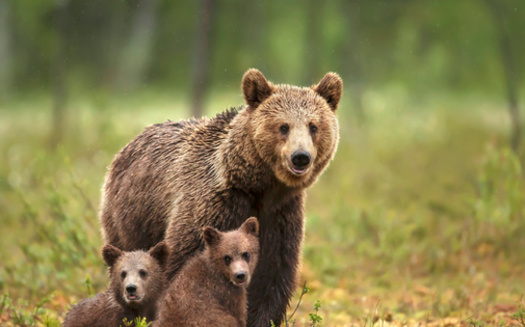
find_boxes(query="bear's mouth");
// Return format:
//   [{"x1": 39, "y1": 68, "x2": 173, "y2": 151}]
[
  {"x1": 126, "y1": 295, "x2": 141, "y2": 302},
  {"x1": 232, "y1": 279, "x2": 248, "y2": 287},
  {"x1": 288, "y1": 165, "x2": 310, "y2": 176}
]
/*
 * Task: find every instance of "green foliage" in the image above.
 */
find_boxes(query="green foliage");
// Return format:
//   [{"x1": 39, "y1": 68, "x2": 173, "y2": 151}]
[
  {"x1": 1, "y1": 91, "x2": 525, "y2": 325},
  {"x1": 2, "y1": 0, "x2": 524, "y2": 97},
  {"x1": 42, "y1": 314, "x2": 61, "y2": 327},
  {"x1": 85, "y1": 275, "x2": 95, "y2": 297},
  {"x1": 467, "y1": 317, "x2": 485, "y2": 327},
  {"x1": 121, "y1": 317, "x2": 152, "y2": 327},
  {"x1": 0, "y1": 293, "x2": 61, "y2": 327},
  {"x1": 512, "y1": 301, "x2": 525, "y2": 326},
  {"x1": 473, "y1": 146, "x2": 524, "y2": 229},
  {"x1": 284, "y1": 283, "x2": 312, "y2": 327},
  {"x1": 308, "y1": 300, "x2": 323, "y2": 327}
]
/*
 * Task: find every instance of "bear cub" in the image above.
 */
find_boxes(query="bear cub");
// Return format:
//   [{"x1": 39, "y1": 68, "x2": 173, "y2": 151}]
[
  {"x1": 154, "y1": 217, "x2": 260, "y2": 327},
  {"x1": 63, "y1": 241, "x2": 168, "y2": 327}
]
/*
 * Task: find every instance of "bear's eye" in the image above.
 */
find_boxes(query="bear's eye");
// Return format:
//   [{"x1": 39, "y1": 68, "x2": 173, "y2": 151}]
[
  {"x1": 309, "y1": 123, "x2": 318, "y2": 135},
  {"x1": 279, "y1": 124, "x2": 289, "y2": 135},
  {"x1": 121, "y1": 271, "x2": 127, "y2": 279},
  {"x1": 139, "y1": 269, "x2": 147, "y2": 278},
  {"x1": 242, "y1": 252, "x2": 250, "y2": 262},
  {"x1": 224, "y1": 255, "x2": 232, "y2": 265}
]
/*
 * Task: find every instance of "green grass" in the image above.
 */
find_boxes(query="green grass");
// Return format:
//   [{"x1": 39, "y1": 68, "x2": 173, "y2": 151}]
[{"x1": 1, "y1": 90, "x2": 524, "y2": 326}]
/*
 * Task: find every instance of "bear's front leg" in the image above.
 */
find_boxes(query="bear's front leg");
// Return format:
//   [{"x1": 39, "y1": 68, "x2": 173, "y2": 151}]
[{"x1": 247, "y1": 201, "x2": 304, "y2": 327}]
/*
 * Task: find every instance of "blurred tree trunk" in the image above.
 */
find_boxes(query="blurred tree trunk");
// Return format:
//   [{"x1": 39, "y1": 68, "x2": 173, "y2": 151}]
[
  {"x1": 341, "y1": 0, "x2": 365, "y2": 122},
  {"x1": 484, "y1": 0, "x2": 521, "y2": 152},
  {"x1": 191, "y1": 0, "x2": 216, "y2": 118},
  {"x1": 0, "y1": 0, "x2": 11, "y2": 99},
  {"x1": 304, "y1": 0, "x2": 324, "y2": 84},
  {"x1": 242, "y1": 0, "x2": 268, "y2": 74},
  {"x1": 116, "y1": 0, "x2": 159, "y2": 91},
  {"x1": 102, "y1": 1, "x2": 127, "y2": 91},
  {"x1": 50, "y1": 0, "x2": 68, "y2": 149}
]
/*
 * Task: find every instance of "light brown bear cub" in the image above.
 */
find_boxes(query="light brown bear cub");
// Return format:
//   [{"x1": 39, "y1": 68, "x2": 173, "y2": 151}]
[
  {"x1": 63, "y1": 242, "x2": 168, "y2": 327},
  {"x1": 154, "y1": 217, "x2": 260, "y2": 327}
]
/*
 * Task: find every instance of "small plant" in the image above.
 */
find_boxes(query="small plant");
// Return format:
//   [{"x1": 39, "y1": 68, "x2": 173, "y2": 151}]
[
  {"x1": 466, "y1": 317, "x2": 484, "y2": 327},
  {"x1": 0, "y1": 293, "x2": 11, "y2": 314},
  {"x1": 0, "y1": 293, "x2": 57, "y2": 327},
  {"x1": 121, "y1": 316, "x2": 151, "y2": 327},
  {"x1": 512, "y1": 305, "x2": 525, "y2": 326},
  {"x1": 309, "y1": 300, "x2": 322, "y2": 327},
  {"x1": 42, "y1": 314, "x2": 61, "y2": 327},
  {"x1": 281, "y1": 282, "x2": 322, "y2": 327},
  {"x1": 284, "y1": 282, "x2": 310, "y2": 326},
  {"x1": 85, "y1": 275, "x2": 95, "y2": 296}
]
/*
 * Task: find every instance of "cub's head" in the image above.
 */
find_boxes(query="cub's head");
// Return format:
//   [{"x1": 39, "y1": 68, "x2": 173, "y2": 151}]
[
  {"x1": 102, "y1": 241, "x2": 169, "y2": 308},
  {"x1": 202, "y1": 217, "x2": 260, "y2": 288},
  {"x1": 242, "y1": 68, "x2": 343, "y2": 188}
]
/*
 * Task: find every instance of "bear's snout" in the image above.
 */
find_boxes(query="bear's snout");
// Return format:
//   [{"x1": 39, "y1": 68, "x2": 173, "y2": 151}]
[
  {"x1": 234, "y1": 271, "x2": 246, "y2": 282},
  {"x1": 126, "y1": 284, "x2": 137, "y2": 295},
  {"x1": 291, "y1": 151, "x2": 311, "y2": 170}
]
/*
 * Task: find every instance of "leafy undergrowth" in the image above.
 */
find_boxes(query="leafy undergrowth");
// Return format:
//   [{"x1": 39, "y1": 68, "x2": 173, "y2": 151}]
[{"x1": 1, "y1": 91, "x2": 524, "y2": 326}]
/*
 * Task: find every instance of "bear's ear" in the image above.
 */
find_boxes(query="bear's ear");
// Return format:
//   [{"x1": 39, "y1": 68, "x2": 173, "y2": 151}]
[
  {"x1": 240, "y1": 217, "x2": 259, "y2": 237},
  {"x1": 242, "y1": 69, "x2": 274, "y2": 109},
  {"x1": 313, "y1": 72, "x2": 343, "y2": 111},
  {"x1": 102, "y1": 244, "x2": 123, "y2": 267},
  {"x1": 148, "y1": 241, "x2": 169, "y2": 268},
  {"x1": 203, "y1": 226, "x2": 222, "y2": 247}
]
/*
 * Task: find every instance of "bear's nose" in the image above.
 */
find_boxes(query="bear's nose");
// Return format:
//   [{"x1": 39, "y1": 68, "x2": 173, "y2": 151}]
[
  {"x1": 126, "y1": 284, "x2": 137, "y2": 294},
  {"x1": 291, "y1": 151, "x2": 311, "y2": 168},
  {"x1": 235, "y1": 272, "x2": 246, "y2": 281}
]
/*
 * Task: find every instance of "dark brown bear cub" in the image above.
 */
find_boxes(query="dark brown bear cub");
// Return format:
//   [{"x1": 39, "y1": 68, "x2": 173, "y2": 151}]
[
  {"x1": 63, "y1": 242, "x2": 168, "y2": 327},
  {"x1": 154, "y1": 217, "x2": 260, "y2": 327},
  {"x1": 101, "y1": 69, "x2": 342, "y2": 326}
]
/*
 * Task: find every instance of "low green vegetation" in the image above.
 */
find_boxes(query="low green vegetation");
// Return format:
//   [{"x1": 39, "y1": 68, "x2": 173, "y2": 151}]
[{"x1": 1, "y1": 90, "x2": 524, "y2": 326}]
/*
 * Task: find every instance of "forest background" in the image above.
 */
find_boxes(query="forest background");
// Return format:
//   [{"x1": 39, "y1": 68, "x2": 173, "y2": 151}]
[{"x1": 1, "y1": 0, "x2": 525, "y2": 326}]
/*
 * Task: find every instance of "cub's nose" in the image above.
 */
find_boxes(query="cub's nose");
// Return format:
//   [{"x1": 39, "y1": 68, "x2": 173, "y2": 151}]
[
  {"x1": 291, "y1": 151, "x2": 311, "y2": 168},
  {"x1": 235, "y1": 272, "x2": 246, "y2": 281},
  {"x1": 126, "y1": 284, "x2": 137, "y2": 294}
]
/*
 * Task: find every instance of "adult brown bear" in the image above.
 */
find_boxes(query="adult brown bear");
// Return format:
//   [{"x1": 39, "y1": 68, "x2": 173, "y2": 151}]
[{"x1": 100, "y1": 69, "x2": 342, "y2": 327}]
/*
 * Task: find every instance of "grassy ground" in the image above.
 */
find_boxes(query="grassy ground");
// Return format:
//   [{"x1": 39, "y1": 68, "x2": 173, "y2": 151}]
[{"x1": 0, "y1": 89, "x2": 524, "y2": 326}]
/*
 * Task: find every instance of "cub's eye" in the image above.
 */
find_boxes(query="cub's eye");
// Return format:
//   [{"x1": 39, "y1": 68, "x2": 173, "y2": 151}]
[
  {"x1": 139, "y1": 269, "x2": 147, "y2": 278},
  {"x1": 279, "y1": 124, "x2": 289, "y2": 135},
  {"x1": 121, "y1": 271, "x2": 127, "y2": 279},
  {"x1": 242, "y1": 252, "x2": 250, "y2": 262},
  {"x1": 309, "y1": 123, "x2": 318, "y2": 135},
  {"x1": 224, "y1": 255, "x2": 232, "y2": 265}
]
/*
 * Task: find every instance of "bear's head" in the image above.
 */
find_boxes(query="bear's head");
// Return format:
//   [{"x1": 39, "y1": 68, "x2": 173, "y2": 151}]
[
  {"x1": 242, "y1": 69, "x2": 342, "y2": 188},
  {"x1": 202, "y1": 217, "x2": 260, "y2": 287},
  {"x1": 102, "y1": 241, "x2": 169, "y2": 309}
]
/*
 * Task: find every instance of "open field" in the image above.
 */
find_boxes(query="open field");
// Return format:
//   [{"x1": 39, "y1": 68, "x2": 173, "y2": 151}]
[{"x1": 1, "y1": 90, "x2": 524, "y2": 326}]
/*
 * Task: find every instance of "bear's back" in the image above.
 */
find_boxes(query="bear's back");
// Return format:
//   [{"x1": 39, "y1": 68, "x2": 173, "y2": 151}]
[
  {"x1": 63, "y1": 292, "x2": 124, "y2": 327},
  {"x1": 101, "y1": 108, "x2": 241, "y2": 251}
]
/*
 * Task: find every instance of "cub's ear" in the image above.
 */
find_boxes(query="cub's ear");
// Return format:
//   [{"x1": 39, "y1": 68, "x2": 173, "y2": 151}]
[
  {"x1": 102, "y1": 244, "x2": 123, "y2": 268},
  {"x1": 148, "y1": 241, "x2": 169, "y2": 267},
  {"x1": 313, "y1": 72, "x2": 343, "y2": 111},
  {"x1": 240, "y1": 217, "x2": 259, "y2": 237},
  {"x1": 203, "y1": 226, "x2": 222, "y2": 247},
  {"x1": 242, "y1": 68, "x2": 274, "y2": 109}
]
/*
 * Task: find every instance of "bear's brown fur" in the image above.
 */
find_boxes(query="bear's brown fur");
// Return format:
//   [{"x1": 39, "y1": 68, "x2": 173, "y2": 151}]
[
  {"x1": 100, "y1": 69, "x2": 342, "y2": 326},
  {"x1": 63, "y1": 242, "x2": 168, "y2": 327},
  {"x1": 154, "y1": 217, "x2": 259, "y2": 327}
]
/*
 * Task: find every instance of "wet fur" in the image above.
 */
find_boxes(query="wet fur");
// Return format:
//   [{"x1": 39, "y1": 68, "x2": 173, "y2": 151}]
[
  {"x1": 63, "y1": 243, "x2": 168, "y2": 327},
  {"x1": 100, "y1": 69, "x2": 342, "y2": 326}
]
